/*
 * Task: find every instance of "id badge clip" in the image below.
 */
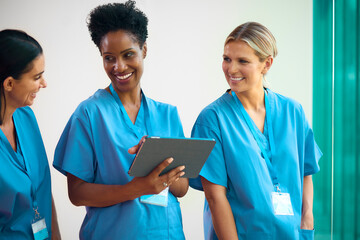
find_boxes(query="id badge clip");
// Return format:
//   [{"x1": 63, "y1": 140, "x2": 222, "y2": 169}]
[
  {"x1": 271, "y1": 186, "x2": 294, "y2": 216},
  {"x1": 31, "y1": 207, "x2": 49, "y2": 240}
]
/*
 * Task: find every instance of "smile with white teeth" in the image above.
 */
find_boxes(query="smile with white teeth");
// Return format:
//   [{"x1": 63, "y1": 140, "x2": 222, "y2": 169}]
[
  {"x1": 115, "y1": 72, "x2": 133, "y2": 80},
  {"x1": 230, "y1": 77, "x2": 245, "y2": 81}
]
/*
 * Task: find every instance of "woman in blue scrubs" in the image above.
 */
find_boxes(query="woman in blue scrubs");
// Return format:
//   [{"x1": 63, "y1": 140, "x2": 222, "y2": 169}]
[
  {"x1": 0, "y1": 30, "x2": 61, "y2": 239},
  {"x1": 53, "y1": 1, "x2": 188, "y2": 239},
  {"x1": 189, "y1": 22, "x2": 321, "y2": 240}
]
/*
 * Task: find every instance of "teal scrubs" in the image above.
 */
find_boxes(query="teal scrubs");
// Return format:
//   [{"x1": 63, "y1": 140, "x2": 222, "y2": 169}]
[
  {"x1": 189, "y1": 89, "x2": 321, "y2": 240},
  {"x1": 53, "y1": 85, "x2": 185, "y2": 240},
  {"x1": 0, "y1": 107, "x2": 52, "y2": 239}
]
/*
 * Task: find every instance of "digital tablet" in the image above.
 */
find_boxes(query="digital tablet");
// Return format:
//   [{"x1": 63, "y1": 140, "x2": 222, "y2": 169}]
[{"x1": 128, "y1": 137, "x2": 216, "y2": 178}]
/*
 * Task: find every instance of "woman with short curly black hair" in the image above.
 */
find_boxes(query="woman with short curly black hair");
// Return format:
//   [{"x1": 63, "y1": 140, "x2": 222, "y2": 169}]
[{"x1": 53, "y1": 1, "x2": 188, "y2": 239}]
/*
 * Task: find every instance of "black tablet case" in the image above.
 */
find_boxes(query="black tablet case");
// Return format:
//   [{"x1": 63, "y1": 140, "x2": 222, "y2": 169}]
[{"x1": 128, "y1": 137, "x2": 216, "y2": 178}]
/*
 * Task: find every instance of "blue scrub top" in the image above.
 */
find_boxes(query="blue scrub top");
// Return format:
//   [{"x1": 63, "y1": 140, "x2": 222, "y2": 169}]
[
  {"x1": 53, "y1": 88, "x2": 185, "y2": 240},
  {"x1": 0, "y1": 107, "x2": 52, "y2": 239},
  {"x1": 189, "y1": 89, "x2": 321, "y2": 240}
]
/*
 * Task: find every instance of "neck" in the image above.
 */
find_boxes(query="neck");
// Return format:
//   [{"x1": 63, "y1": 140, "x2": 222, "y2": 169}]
[
  {"x1": 0, "y1": 95, "x2": 16, "y2": 127},
  {"x1": 1, "y1": 108, "x2": 16, "y2": 127},
  {"x1": 114, "y1": 85, "x2": 142, "y2": 107},
  {"x1": 233, "y1": 87, "x2": 265, "y2": 111}
]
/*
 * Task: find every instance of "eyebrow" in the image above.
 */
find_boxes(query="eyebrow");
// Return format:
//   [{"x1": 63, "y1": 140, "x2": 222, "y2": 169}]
[
  {"x1": 34, "y1": 71, "x2": 44, "y2": 77},
  {"x1": 103, "y1": 48, "x2": 133, "y2": 55},
  {"x1": 223, "y1": 54, "x2": 250, "y2": 60}
]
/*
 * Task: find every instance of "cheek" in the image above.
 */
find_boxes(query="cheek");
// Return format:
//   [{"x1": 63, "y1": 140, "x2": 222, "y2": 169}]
[
  {"x1": 222, "y1": 63, "x2": 228, "y2": 74},
  {"x1": 103, "y1": 63, "x2": 113, "y2": 74},
  {"x1": 133, "y1": 59, "x2": 144, "y2": 72}
]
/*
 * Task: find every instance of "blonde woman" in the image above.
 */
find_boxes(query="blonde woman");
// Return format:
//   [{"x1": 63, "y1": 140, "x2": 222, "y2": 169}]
[{"x1": 190, "y1": 22, "x2": 321, "y2": 240}]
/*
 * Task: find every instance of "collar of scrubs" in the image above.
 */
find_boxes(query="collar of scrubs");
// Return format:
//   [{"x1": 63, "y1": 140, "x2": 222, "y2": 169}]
[
  {"x1": 109, "y1": 84, "x2": 153, "y2": 138},
  {"x1": 231, "y1": 89, "x2": 280, "y2": 191},
  {"x1": 0, "y1": 127, "x2": 25, "y2": 172},
  {"x1": 0, "y1": 118, "x2": 39, "y2": 211}
]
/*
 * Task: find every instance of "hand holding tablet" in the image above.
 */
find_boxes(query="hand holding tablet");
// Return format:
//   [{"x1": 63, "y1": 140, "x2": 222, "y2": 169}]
[{"x1": 128, "y1": 137, "x2": 216, "y2": 178}]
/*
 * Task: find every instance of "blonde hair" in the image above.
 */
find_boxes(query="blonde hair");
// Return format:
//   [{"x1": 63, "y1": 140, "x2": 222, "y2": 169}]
[{"x1": 225, "y1": 22, "x2": 278, "y2": 62}]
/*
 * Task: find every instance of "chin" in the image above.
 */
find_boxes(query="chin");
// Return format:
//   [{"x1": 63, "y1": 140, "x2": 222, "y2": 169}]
[{"x1": 26, "y1": 101, "x2": 34, "y2": 107}]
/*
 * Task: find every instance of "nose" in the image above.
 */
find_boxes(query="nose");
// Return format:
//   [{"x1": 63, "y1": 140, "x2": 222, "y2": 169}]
[
  {"x1": 40, "y1": 78, "x2": 47, "y2": 88},
  {"x1": 228, "y1": 62, "x2": 239, "y2": 75},
  {"x1": 114, "y1": 59, "x2": 127, "y2": 72}
]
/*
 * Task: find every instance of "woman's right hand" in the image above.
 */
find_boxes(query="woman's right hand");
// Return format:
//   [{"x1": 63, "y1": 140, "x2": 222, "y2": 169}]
[{"x1": 132, "y1": 157, "x2": 185, "y2": 195}]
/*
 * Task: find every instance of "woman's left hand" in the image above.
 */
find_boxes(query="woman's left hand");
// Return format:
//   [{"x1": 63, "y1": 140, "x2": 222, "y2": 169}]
[
  {"x1": 300, "y1": 211, "x2": 314, "y2": 230},
  {"x1": 128, "y1": 136, "x2": 147, "y2": 155},
  {"x1": 128, "y1": 136, "x2": 189, "y2": 198}
]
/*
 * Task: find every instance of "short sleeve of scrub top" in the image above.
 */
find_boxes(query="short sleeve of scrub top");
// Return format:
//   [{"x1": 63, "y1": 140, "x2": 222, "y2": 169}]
[
  {"x1": 53, "y1": 111, "x2": 95, "y2": 182},
  {"x1": 189, "y1": 107, "x2": 227, "y2": 190},
  {"x1": 301, "y1": 106, "x2": 321, "y2": 176}
]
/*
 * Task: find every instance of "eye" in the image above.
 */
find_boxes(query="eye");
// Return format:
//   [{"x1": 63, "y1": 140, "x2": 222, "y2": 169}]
[
  {"x1": 223, "y1": 57, "x2": 231, "y2": 62},
  {"x1": 239, "y1": 59, "x2": 248, "y2": 64},
  {"x1": 35, "y1": 74, "x2": 42, "y2": 80},
  {"x1": 104, "y1": 55, "x2": 115, "y2": 62},
  {"x1": 124, "y1": 51, "x2": 135, "y2": 58}
]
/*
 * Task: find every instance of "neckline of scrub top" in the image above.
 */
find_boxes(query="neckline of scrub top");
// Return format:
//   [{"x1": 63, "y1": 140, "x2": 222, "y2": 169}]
[
  {"x1": 14, "y1": 127, "x2": 27, "y2": 171},
  {"x1": 0, "y1": 113, "x2": 39, "y2": 210},
  {"x1": 109, "y1": 84, "x2": 153, "y2": 138},
  {"x1": 231, "y1": 89, "x2": 279, "y2": 189},
  {"x1": 0, "y1": 122, "x2": 27, "y2": 172},
  {"x1": 255, "y1": 116, "x2": 273, "y2": 161}
]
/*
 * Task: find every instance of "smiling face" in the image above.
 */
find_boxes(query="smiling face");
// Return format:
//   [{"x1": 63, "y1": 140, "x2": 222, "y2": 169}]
[
  {"x1": 222, "y1": 40, "x2": 272, "y2": 94},
  {"x1": 8, "y1": 54, "x2": 46, "y2": 108},
  {"x1": 100, "y1": 30, "x2": 147, "y2": 94}
]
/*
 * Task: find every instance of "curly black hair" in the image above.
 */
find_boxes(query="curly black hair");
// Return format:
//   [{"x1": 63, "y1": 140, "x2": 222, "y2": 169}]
[{"x1": 87, "y1": 0, "x2": 148, "y2": 50}]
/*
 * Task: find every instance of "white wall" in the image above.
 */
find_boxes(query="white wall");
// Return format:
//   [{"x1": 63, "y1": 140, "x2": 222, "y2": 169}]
[{"x1": 0, "y1": 0, "x2": 312, "y2": 239}]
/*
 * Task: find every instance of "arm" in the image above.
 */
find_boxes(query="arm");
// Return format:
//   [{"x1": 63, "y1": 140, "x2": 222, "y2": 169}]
[
  {"x1": 301, "y1": 175, "x2": 314, "y2": 229},
  {"x1": 201, "y1": 177, "x2": 238, "y2": 240},
  {"x1": 67, "y1": 157, "x2": 185, "y2": 207},
  {"x1": 169, "y1": 177, "x2": 189, "y2": 198},
  {"x1": 51, "y1": 195, "x2": 61, "y2": 240}
]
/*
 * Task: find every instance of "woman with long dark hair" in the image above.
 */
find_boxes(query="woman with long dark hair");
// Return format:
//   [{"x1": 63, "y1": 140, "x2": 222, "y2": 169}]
[{"x1": 0, "y1": 29, "x2": 60, "y2": 239}]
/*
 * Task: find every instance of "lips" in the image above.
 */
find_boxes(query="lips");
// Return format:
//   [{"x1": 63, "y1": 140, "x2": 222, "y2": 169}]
[
  {"x1": 114, "y1": 72, "x2": 133, "y2": 81},
  {"x1": 230, "y1": 76, "x2": 245, "y2": 81}
]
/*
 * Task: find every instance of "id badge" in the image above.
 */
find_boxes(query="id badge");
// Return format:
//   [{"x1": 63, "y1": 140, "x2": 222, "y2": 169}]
[
  {"x1": 140, "y1": 187, "x2": 169, "y2": 207},
  {"x1": 271, "y1": 192, "x2": 294, "y2": 215},
  {"x1": 31, "y1": 218, "x2": 49, "y2": 240}
]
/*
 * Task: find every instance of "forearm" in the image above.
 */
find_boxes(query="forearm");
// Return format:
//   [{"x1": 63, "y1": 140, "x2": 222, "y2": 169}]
[
  {"x1": 208, "y1": 196, "x2": 238, "y2": 239},
  {"x1": 169, "y1": 178, "x2": 189, "y2": 197},
  {"x1": 301, "y1": 175, "x2": 314, "y2": 229},
  {"x1": 67, "y1": 174, "x2": 145, "y2": 207},
  {"x1": 201, "y1": 177, "x2": 238, "y2": 240},
  {"x1": 51, "y1": 196, "x2": 61, "y2": 239},
  {"x1": 67, "y1": 156, "x2": 185, "y2": 208}
]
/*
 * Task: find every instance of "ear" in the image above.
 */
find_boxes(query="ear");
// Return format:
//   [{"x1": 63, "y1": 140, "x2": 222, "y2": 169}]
[
  {"x1": 142, "y1": 42, "x2": 147, "y2": 59},
  {"x1": 3, "y1": 76, "x2": 15, "y2": 92},
  {"x1": 262, "y1": 56, "x2": 273, "y2": 75}
]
